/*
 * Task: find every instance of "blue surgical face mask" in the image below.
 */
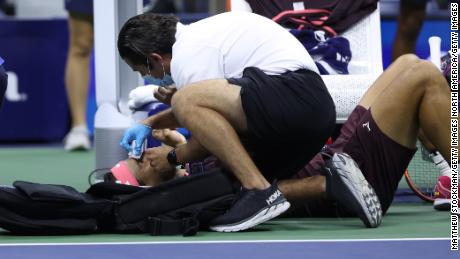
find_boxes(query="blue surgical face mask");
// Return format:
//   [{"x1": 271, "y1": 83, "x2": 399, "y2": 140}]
[
  {"x1": 143, "y1": 74, "x2": 174, "y2": 87},
  {"x1": 143, "y1": 59, "x2": 174, "y2": 87}
]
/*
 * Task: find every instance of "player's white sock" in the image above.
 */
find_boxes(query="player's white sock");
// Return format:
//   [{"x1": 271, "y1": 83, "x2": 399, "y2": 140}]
[{"x1": 430, "y1": 151, "x2": 451, "y2": 176}]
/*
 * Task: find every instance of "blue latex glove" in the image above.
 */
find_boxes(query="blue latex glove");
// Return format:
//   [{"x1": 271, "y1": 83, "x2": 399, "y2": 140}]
[{"x1": 120, "y1": 123, "x2": 152, "y2": 156}]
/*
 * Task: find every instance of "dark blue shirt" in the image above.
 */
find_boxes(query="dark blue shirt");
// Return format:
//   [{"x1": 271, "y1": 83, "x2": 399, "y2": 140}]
[
  {"x1": 65, "y1": 0, "x2": 93, "y2": 15},
  {"x1": 0, "y1": 56, "x2": 3, "y2": 66}
]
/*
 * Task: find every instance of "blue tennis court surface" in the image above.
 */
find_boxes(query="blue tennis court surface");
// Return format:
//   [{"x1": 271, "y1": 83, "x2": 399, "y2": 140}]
[{"x1": 0, "y1": 238, "x2": 455, "y2": 259}]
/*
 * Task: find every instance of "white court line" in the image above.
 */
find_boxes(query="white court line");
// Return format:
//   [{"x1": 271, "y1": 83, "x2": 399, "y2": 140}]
[{"x1": 0, "y1": 237, "x2": 450, "y2": 247}]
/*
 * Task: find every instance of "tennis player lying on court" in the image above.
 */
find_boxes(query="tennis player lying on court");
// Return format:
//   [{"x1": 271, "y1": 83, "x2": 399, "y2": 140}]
[
  {"x1": 277, "y1": 53, "x2": 451, "y2": 219},
  {"x1": 99, "y1": 129, "x2": 189, "y2": 187},
  {"x1": 110, "y1": 54, "x2": 450, "y2": 227}
]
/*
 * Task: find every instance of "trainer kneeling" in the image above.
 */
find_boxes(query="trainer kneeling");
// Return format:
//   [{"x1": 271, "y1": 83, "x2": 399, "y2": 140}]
[{"x1": 117, "y1": 12, "x2": 336, "y2": 232}]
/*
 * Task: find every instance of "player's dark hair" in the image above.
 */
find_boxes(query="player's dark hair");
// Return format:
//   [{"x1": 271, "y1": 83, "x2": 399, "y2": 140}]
[{"x1": 118, "y1": 13, "x2": 178, "y2": 65}]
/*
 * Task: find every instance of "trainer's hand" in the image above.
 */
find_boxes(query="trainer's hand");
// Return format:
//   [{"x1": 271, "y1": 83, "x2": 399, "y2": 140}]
[
  {"x1": 127, "y1": 84, "x2": 159, "y2": 110},
  {"x1": 143, "y1": 146, "x2": 176, "y2": 174},
  {"x1": 154, "y1": 85, "x2": 177, "y2": 105},
  {"x1": 120, "y1": 123, "x2": 152, "y2": 156}
]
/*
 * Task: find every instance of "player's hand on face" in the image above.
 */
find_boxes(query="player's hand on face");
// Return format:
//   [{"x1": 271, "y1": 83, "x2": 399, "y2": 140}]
[
  {"x1": 142, "y1": 146, "x2": 176, "y2": 175},
  {"x1": 152, "y1": 129, "x2": 187, "y2": 147},
  {"x1": 154, "y1": 85, "x2": 177, "y2": 105}
]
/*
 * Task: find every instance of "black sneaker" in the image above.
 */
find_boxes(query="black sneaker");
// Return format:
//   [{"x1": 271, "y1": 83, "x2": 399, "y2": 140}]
[
  {"x1": 209, "y1": 183, "x2": 290, "y2": 232},
  {"x1": 324, "y1": 152, "x2": 383, "y2": 228}
]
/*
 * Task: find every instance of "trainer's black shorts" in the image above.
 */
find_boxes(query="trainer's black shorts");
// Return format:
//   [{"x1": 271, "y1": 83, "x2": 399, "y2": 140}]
[
  {"x1": 227, "y1": 67, "x2": 336, "y2": 182},
  {"x1": 0, "y1": 65, "x2": 7, "y2": 110}
]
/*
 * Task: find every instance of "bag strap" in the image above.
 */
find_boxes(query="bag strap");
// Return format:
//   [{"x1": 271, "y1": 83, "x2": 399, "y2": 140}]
[
  {"x1": 272, "y1": 9, "x2": 337, "y2": 36},
  {"x1": 145, "y1": 216, "x2": 199, "y2": 236},
  {"x1": 272, "y1": 9, "x2": 331, "y2": 23}
]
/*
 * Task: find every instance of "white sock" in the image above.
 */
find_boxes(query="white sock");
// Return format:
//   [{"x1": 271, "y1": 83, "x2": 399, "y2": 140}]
[{"x1": 430, "y1": 151, "x2": 451, "y2": 177}]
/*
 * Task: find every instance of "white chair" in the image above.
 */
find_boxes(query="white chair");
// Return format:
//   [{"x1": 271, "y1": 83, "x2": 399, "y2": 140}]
[
  {"x1": 323, "y1": 5, "x2": 383, "y2": 122},
  {"x1": 230, "y1": 0, "x2": 383, "y2": 122}
]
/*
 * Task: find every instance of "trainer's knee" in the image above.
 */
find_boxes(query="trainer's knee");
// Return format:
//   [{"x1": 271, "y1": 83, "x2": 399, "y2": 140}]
[
  {"x1": 170, "y1": 86, "x2": 193, "y2": 118},
  {"x1": 171, "y1": 81, "x2": 203, "y2": 104},
  {"x1": 170, "y1": 81, "x2": 211, "y2": 117},
  {"x1": 171, "y1": 79, "x2": 230, "y2": 110}
]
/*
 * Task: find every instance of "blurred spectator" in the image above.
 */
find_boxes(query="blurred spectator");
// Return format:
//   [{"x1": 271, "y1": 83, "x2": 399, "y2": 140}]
[
  {"x1": 392, "y1": 0, "x2": 428, "y2": 60},
  {"x1": 145, "y1": 0, "x2": 210, "y2": 13},
  {"x1": 148, "y1": 0, "x2": 177, "y2": 13},
  {"x1": 0, "y1": 0, "x2": 15, "y2": 16},
  {"x1": 63, "y1": 0, "x2": 93, "y2": 151},
  {"x1": 0, "y1": 56, "x2": 6, "y2": 110},
  {"x1": 392, "y1": 0, "x2": 449, "y2": 61}
]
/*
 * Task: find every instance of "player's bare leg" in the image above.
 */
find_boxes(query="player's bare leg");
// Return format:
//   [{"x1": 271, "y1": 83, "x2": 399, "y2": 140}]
[
  {"x1": 359, "y1": 54, "x2": 420, "y2": 108},
  {"x1": 279, "y1": 54, "x2": 422, "y2": 200},
  {"x1": 371, "y1": 60, "x2": 450, "y2": 161}
]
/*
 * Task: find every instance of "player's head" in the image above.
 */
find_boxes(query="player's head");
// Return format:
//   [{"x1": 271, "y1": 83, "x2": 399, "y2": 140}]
[
  {"x1": 94, "y1": 157, "x2": 177, "y2": 187},
  {"x1": 124, "y1": 158, "x2": 178, "y2": 187}
]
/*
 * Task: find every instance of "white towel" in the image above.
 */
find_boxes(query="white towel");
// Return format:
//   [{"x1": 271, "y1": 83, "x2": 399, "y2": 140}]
[{"x1": 127, "y1": 84, "x2": 159, "y2": 110}]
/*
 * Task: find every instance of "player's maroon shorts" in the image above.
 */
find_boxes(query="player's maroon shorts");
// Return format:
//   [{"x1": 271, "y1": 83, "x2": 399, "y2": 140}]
[{"x1": 292, "y1": 105, "x2": 416, "y2": 217}]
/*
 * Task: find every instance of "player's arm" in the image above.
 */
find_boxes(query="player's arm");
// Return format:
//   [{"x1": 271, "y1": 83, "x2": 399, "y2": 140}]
[
  {"x1": 142, "y1": 107, "x2": 181, "y2": 129},
  {"x1": 175, "y1": 137, "x2": 211, "y2": 163}
]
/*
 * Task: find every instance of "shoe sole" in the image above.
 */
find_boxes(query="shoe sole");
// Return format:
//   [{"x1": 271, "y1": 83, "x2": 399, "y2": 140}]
[
  {"x1": 64, "y1": 130, "x2": 91, "y2": 151},
  {"x1": 65, "y1": 140, "x2": 91, "y2": 151},
  {"x1": 209, "y1": 200, "x2": 291, "y2": 232},
  {"x1": 330, "y1": 153, "x2": 382, "y2": 228},
  {"x1": 65, "y1": 145, "x2": 91, "y2": 151},
  {"x1": 434, "y1": 198, "x2": 451, "y2": 211}
]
